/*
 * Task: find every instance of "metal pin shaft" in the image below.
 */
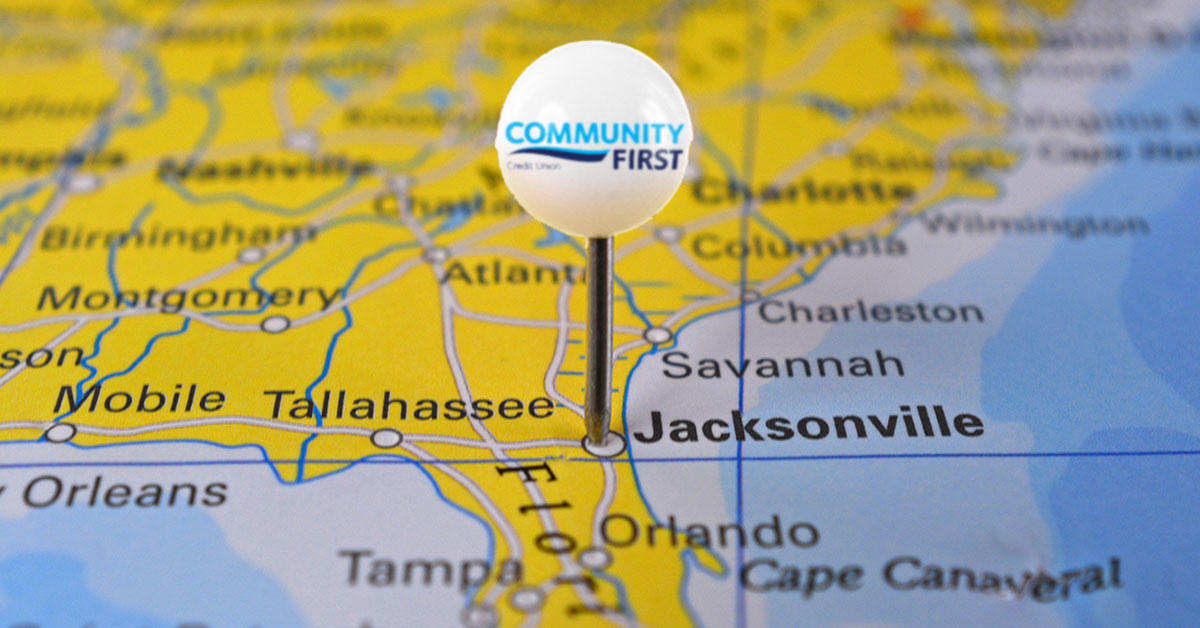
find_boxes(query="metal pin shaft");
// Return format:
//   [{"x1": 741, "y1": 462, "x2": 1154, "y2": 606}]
[{"x1": 584, "y1": 236, "x2": 614, "y2": 446}]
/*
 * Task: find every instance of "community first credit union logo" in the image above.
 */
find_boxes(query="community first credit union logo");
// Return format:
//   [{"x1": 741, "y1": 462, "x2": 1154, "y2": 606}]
[{"x1": 503, "y1": 121, "x2": 687, "y2": 170}]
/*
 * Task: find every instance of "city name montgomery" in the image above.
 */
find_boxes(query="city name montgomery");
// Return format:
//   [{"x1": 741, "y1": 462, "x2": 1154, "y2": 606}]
[{"x1": 37, "y1": 284, "x2": 345, "y2": 313}]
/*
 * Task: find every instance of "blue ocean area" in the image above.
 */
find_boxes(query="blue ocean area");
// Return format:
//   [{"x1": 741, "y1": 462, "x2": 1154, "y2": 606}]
[
  {"x1": 710, "y1": 27, "x2": 1200, "y2": 628},
  {"x1": 0, "y1": 505, "x2": 309, "y2": 627},
  {"x1": 983, "y1": 43, "x2": 1200, "y2": 628},
  {"x1": 0, "y1": 554, "x2": 167, "y2": 626},
  {"x1": 1050, "y1": 428, "x2": 1200, "y2": 627}
]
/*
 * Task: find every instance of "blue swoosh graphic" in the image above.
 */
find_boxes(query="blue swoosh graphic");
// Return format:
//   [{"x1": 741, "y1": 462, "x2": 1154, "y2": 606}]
[{"x1": 510, "y1": 147, "x2": 608, "y2": 162}]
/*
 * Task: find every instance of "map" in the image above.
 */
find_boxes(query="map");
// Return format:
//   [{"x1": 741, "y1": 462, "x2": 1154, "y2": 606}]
[{"x1": 1, "y1": 0, "x2": 1199, "y2": 626}]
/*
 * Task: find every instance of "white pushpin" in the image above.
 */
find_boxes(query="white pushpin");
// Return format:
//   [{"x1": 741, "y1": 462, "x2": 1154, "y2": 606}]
[{"x1": 496, "y1": 41, "x2": 692, "y2": 451}]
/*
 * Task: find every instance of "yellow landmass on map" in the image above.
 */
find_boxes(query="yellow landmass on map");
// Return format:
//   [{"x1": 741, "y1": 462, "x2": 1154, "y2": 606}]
[{"x1": 0, "y1": 0, "x2": 1056, "y2": 625}]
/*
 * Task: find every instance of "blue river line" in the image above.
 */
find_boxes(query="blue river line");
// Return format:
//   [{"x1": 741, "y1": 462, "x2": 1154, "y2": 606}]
[{"x1": 52, "y1": 203, "x2": 156, "y2": 426}]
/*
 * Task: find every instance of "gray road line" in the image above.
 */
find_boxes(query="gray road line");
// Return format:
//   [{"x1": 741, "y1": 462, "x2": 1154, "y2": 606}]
[
  {"x1": 401, "y1": 440, "x2": 523, "y2": 563},
  {"x1": 3, "y1": 417, "x2": 580, "y2": 451},
  {"x1": 543, "y1": 280, "x2": 584, "y2": 418},
  {"x1": 0, "y1": 320, "x2": 87, "y2": 391}
]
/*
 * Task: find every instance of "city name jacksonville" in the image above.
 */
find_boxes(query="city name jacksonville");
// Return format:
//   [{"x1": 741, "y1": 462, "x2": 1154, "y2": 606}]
[{"x1": 633, "y1": 406, "x2": 984, "y2": 444}]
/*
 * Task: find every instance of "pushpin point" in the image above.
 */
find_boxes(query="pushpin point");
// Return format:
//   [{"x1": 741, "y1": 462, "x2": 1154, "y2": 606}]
[{"x1": 495, "y1": 41, "x2": 693, "y2": 448}]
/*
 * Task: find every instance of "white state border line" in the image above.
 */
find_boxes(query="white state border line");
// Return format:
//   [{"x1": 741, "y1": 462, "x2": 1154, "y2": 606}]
[{"x1": 1, "y1": 417, "x2": 580, "y2": 451}]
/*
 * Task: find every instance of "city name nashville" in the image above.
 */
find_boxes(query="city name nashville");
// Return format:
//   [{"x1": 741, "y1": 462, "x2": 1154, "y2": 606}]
[{"x1": 633, "y1": 406, "x2": 984, "y2": 443}]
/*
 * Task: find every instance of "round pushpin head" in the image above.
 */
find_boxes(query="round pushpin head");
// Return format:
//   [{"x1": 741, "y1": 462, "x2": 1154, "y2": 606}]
[{"x1": 495, "y1": 41, "x2": 693, "y2": 238}]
